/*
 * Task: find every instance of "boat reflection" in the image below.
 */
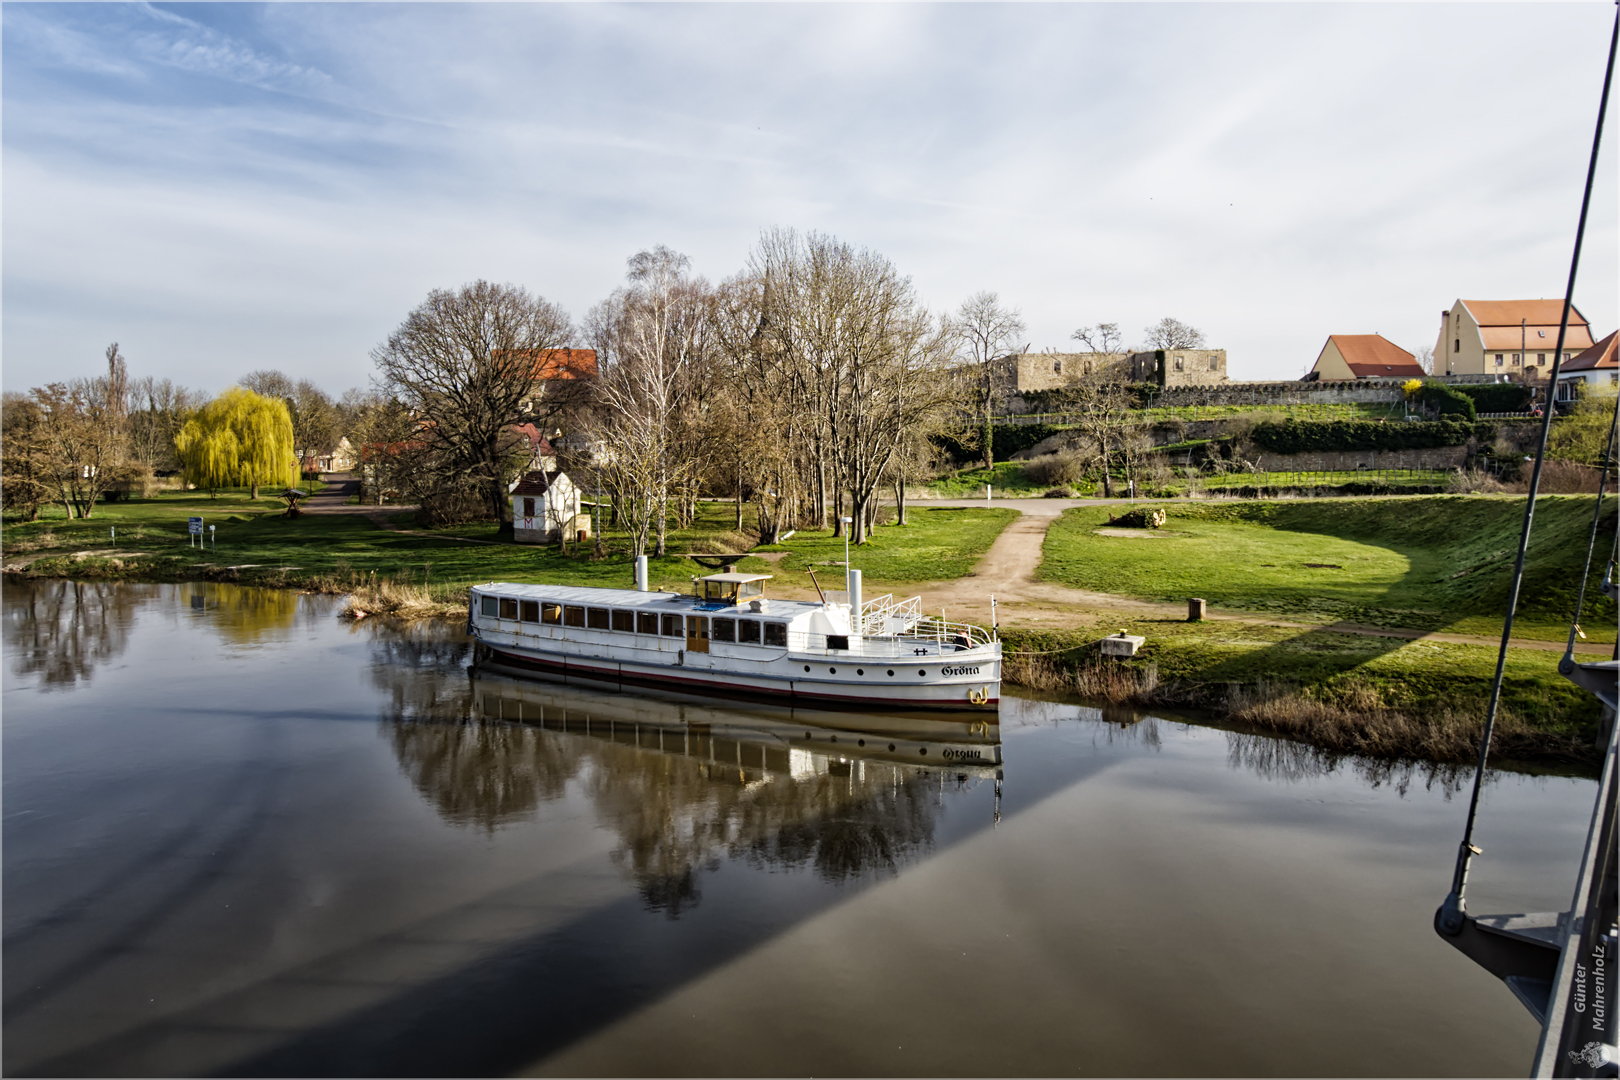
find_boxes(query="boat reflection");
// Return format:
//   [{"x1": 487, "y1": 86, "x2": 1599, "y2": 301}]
[{"x1": 384, "y1": 661, "x2": 1004, "y2": 916}]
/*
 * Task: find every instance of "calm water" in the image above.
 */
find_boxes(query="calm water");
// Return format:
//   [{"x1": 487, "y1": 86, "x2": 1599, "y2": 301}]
[{"x1": 1, "y1": 579, "x2": 1597, "y2": 1077}]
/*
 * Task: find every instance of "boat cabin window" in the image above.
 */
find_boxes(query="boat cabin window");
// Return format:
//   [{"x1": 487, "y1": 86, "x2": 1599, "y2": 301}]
[
  {"x1": 712, "y1": 617, "x2": 736, "y2": 642},
  {"x1": 499, "y1": 597, "x2": 519, "y2": 620},
  {"x1": 737, "y1": 619, "x2": 760, "y2": 644},
  {"x1": 826, "y1": 635, "x2": 849, "y2": 651},
  {"x1": 763, "y1": 622, "x2": 787, "y2": 647},
  {"x1": 587, "y1": 607, "x2": 610, "y2": 630},
  {"x1": 541, "y1": 603, "x2": 563, "y2": 625},
  {"x1": 564, "y1": 605, "x2": 586, "y2": 627},
  {"x1": 661, "y1": 614, "x2": 683, "y2": 637},
  {"x1": 702, "y1": 577, "x2": 767, "y2": 604},
  {"x1": 481, "y1": 596, "x2": 498, "y2": 617},
  {"x1": 636, "y1": 612, "x2": 659, "y2": 635},
  {"x1": 612, "y1": 609, "x2": 634, "y2": 632},
  {"x1": 520, "y1": 600, "x2": 539, "y2": 622}
]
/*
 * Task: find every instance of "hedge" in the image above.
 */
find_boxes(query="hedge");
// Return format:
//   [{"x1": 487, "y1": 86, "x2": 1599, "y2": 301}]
[
  {"x1": 1419, "y1": 381, "x2": 1477, "y2": 420},
  {"x1": 1250, "y1": 418, "x2": 1491, "y2": 454},
  {"x1": 1453, "y1": 382, "x2": 1533, "y2": 413}
]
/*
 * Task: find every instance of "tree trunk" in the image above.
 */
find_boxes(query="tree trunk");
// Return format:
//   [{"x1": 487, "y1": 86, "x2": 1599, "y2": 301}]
[
  {"x1": 983, "y1": 412, "x2": 994, "y2": 470},
  {"x1": 1099, "y1": 438, "x2": 1114, "y2": 498},
  {"x1": 894, "y1": 479, "x2": 907, "y2": 526},
  {"x1": 851, "y1": 492, "x2": 868, "y2": 544},
  {"x1": 250, "y1": 481, "x2": 260, "y2": 500}
]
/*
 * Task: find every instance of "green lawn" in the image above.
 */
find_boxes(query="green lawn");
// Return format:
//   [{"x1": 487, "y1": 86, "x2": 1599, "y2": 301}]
[
  {"x1": 1039, "y1": 496, "x2": 1616, "y2": 641},
  {"x1": 920, "y1": 462, "x2": 1080, "y2": 498},
  {"x1": 3, "y1": 492, "x2": 1018, "y2": 595}
]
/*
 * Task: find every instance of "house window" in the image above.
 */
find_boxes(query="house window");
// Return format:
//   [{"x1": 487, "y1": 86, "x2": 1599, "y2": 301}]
[
  {"x1": 763, "y1": 622, "x2": 788, "y2": 647},
  {"x1": 523, "y1": 497, "x2": 535, "y2": 517},
  {"x1": 1495, "y1": 354, "x2": 1504, "y2": 365},
  {"x1": 587, "y1": 607, "x2": 609, "y2": 629},
  {"x1": 1538, "y1": 330, "x2": 1546, "y2": 338},
  {"x1": 542, "y1": 603, "x2": 563, "y2": 625},
  {"x1": 636, "y1": 612, "x2": 659, "y2": 635},
  {"x1": 520, "y1": 600, "x2": 540, "y2": 622},
  {"x1": 1209, "y1": 355, "x2": 1219, "y2": 369},
  {"x1": 661, "y1": 613, "x2": 683, "y2": 637},
  {"x1": 499, "y1": 598, "x2": 519, "y2": 620},
  {"x1": 1538, "y1": 353, "x2": 1546, "y2": 364},
  {"x1": 1174, "y1": 358, "x2": 1184, "y2": 371},
  {"x1": 611, "y1": 609, "x2": 634, "y2": 632},
  {"x1": 1512, "y1": 354, "x2": 1521, "y2": 366},
  {"x1": 1454, "y1": 339, "x2": 1460, "y2": 353},
  {"x1": 738, "y1": 619, "x2": 761, "y2": 644}
]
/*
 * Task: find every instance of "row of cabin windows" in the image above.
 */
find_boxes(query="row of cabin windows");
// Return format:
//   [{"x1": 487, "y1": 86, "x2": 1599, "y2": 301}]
[{"x1": 480, "y1": 596, "x2": 787, "y2": 646}]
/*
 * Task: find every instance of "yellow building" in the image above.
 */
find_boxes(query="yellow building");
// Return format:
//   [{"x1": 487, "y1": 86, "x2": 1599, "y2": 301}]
[{"x1": 1434, "y1": 299, "x2": 1594, "y2": 378}]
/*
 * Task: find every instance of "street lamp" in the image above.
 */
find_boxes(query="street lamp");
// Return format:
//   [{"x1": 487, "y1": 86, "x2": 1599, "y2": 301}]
[{"x1": 839, "y1": 516, "x2": 852, "y2": 598}]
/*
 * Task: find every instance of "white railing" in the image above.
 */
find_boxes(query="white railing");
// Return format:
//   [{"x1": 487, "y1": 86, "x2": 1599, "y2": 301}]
[{"x1": 860, "y1": 594, "x2": 922, "y2": 637}]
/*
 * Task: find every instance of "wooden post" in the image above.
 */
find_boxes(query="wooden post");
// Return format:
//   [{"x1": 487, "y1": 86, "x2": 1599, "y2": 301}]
[{"x1": 1188, "y1": 597, "x2": 1206, "y2": 622}]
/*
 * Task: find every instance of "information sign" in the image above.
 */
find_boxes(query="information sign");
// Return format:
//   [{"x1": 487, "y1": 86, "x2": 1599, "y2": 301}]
[{"x1": 188, "y1": 517, "x2": 203, "y2": 536}]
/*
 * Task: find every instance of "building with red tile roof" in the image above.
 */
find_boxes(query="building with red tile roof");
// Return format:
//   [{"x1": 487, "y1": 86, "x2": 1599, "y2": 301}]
[
  {"x1": 1554, "y1": 330, "x2": 1618, "y2": 405},
  {"x1": 1308, "y1": 334, "x2": 1427, "y2": 380},
  {"x1": 1435, "y1": 300, "x2": 1594, "y2": 378}
]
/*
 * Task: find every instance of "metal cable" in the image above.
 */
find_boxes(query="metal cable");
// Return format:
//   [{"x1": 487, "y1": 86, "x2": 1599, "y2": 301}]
[{"x1": 1438, "y1": 1, "x2": 1619, "y2": 936}]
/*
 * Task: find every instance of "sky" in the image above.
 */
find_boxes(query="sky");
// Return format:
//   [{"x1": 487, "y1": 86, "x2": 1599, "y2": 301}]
[{"x1": 3, "y1": 2, "x2": 1616, "y2": 395}]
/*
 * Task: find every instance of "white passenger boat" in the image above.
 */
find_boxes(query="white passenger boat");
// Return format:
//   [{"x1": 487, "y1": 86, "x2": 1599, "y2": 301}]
[{"x1": 467, "y1": 567, "x2": 1001, "y2": 710}]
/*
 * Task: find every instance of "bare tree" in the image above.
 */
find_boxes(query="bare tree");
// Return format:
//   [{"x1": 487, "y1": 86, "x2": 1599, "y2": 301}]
[
  {"x1": 952, "y1": 292, "x2": 1025, "y2": 469},
  {"x1": 2, "y1": 393, "x2": 54, "y2": 520},
  {"x1": 1071, "y1": 323, "x2": 1124, "y2": 353},
  {"x1": 1143, "y1": 317, "x2": 1206, "y2": 351},
  {"x1": 1414, "y1": 345, "x2": 1435, "y2": 375},
  {"x1": 372, "y1": 280, "x2": 574, "y2": 529},
  {"x1": 1052, "y1": 376, "x2": 1143, "y2": 498}
]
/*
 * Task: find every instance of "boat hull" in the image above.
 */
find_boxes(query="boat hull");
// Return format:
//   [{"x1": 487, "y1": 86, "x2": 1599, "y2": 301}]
[{"x1": 474, "y1": 637, "x2": 1000, "y2": 711}]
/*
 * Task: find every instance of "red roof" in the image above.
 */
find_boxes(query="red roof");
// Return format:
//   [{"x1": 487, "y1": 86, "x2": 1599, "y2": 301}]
[
  {"x1": 1328, "y1": 334, "x2": 1427, "y2": 378},
  {"x1": 495, "y1": 348, "x2": 597, "y2": 380},
  {"x1": 1461, "y1": 300, "x2": 1596, "y2": 352},
  {"x1": 1562, "y1": 330, "x2": 1618, "y2": 373},
  {"x1": 511, "y1": 423, "x2": 555, "y2": 456}
]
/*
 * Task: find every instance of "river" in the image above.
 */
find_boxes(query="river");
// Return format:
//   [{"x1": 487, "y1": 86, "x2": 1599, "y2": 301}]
[{"x1": 1, "y1": 579, "x2": 1596, "y2": 1076}]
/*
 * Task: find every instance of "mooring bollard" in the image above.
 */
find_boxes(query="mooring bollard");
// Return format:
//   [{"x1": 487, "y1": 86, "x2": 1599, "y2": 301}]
[{"x1": 1189, "y1": 597, "x2": 1206, "y2": 622}]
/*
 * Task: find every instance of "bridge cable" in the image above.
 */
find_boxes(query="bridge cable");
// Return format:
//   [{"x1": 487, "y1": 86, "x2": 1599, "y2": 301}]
[
  {"x1": 1437, "y1": 0, "x2": 1619, "y2": 937},
  {"x1": 1558, "y1": 392, "x2": 1620, "y2": 675}
]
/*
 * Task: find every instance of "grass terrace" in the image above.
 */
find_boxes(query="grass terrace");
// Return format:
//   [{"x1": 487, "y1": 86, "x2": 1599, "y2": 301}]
[{"x1": 1039, "y1": 496, "x2": 1616, "y2": 642}]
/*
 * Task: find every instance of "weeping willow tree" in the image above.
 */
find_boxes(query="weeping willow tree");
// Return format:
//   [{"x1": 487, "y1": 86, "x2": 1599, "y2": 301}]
[{"x1": 174, "y1": 387, "x2": 296, "y2": 498}]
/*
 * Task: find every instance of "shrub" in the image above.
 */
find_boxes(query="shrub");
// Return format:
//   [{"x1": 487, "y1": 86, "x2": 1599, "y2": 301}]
[
  {"x1": 1023, "y1": 450, "x2": 1088, "y2": 486},
  {"x1": 1454, "y1": 382, "x2": 1533, "y2": 414},
  {"x1": 936, "y1": 424, "x2": 1063, "y2": 465},
  {"x1": 1250, "y1": 418, "x2": 1489, "y2": 454},
  {"x1": 415, "y1": 487, "x2": 493, "y2": 527},
  {"x1": 1419, "y1": 380, "x2": 1477, "y2": 420},
  {"x1": 1043, "y1": 486, "x2": 1075, "y2": 498}
]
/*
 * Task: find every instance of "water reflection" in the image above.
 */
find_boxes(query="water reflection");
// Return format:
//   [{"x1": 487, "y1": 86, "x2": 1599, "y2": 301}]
[
  {"x1": 180, "y1": 582, "x2": 305, "y2": 645},
  {"x1": 382, "y1": 660, "x2": 1002, "y2": 916},
  {"x1": 2, "y1": 578, "x2": 152, "y2": 688},
  {"x1": 1225, "y1": 730, "x2": 1476, "y2": 795}
]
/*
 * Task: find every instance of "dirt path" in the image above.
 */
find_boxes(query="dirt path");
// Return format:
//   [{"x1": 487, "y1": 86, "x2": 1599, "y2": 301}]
[{"x1": 903, "y1": 499, "x2": 1611, "y2": 656}]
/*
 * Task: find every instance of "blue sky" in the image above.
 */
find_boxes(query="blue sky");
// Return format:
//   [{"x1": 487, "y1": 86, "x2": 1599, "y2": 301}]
[{"x1": 3, "y1": 2, "x2": 1616, "y2": 394}]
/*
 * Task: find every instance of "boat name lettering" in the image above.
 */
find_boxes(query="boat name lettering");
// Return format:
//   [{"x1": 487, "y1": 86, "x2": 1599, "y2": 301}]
[
  {"x1": 941, "y1": 747, "x2": 983, "y2": 761},
  {"x1": 941, "y1": 665, "x2": 981, "y2": 677}
]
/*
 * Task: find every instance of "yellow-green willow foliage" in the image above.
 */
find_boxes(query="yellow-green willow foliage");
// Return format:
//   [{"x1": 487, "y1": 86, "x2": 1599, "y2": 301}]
[{"x1": 174, "y1": 387, "x2": 296, "y2": 498}]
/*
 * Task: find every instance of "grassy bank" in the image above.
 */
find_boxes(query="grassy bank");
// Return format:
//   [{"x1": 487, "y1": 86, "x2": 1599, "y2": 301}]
[
  {"x1": 1039, "y1": 495, "x2": 1616, "y2": 642},
  {"x1": 1, "y1": 493, "x2": 1018, "y2": 611},
  {"x1": 999, "y1": 622, "x2": 1605, "y2": 767}
]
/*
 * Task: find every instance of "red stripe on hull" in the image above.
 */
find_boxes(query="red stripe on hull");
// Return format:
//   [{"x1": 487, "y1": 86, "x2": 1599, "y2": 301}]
[{"x1": 483, "y1": 646, "x2": 998, "y2": 711}]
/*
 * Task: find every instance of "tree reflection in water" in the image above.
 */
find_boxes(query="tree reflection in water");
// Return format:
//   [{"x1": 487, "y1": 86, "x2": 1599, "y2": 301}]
[
  {"x1": 1224, "y1": 731, "x2": 1475, "y2": 796},
  {"x1": 2, "y1": 578, "x2": 154, "y2": 689},
  {"x1": 370, "y1": 639, "x2": 957, "y2": 916}
]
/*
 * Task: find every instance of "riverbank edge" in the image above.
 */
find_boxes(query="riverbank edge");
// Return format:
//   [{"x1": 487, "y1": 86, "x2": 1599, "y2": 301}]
[{"x1": 6, "y1": 560, "x2": 1604, "y2": 768}]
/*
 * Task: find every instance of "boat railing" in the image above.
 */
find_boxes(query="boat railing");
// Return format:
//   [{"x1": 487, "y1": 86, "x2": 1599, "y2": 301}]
[
  {"x1": 906, "y1": 615, "x2": 997, "y2": 650},
  {"x1": 787, "y1": 621, "x2": 996, "y2": 658},
  {"x1": 859, "y1": 594, "x2": 922, "y2": 636}
]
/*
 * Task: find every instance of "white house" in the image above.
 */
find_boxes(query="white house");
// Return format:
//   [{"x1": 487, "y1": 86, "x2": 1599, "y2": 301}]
[
  {"x1": 510, "y1": 470, "x2": 582, "y2": 543},
  {"x1": 1554, "y1": 330, "x2": 1618, "y2": 406}
]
